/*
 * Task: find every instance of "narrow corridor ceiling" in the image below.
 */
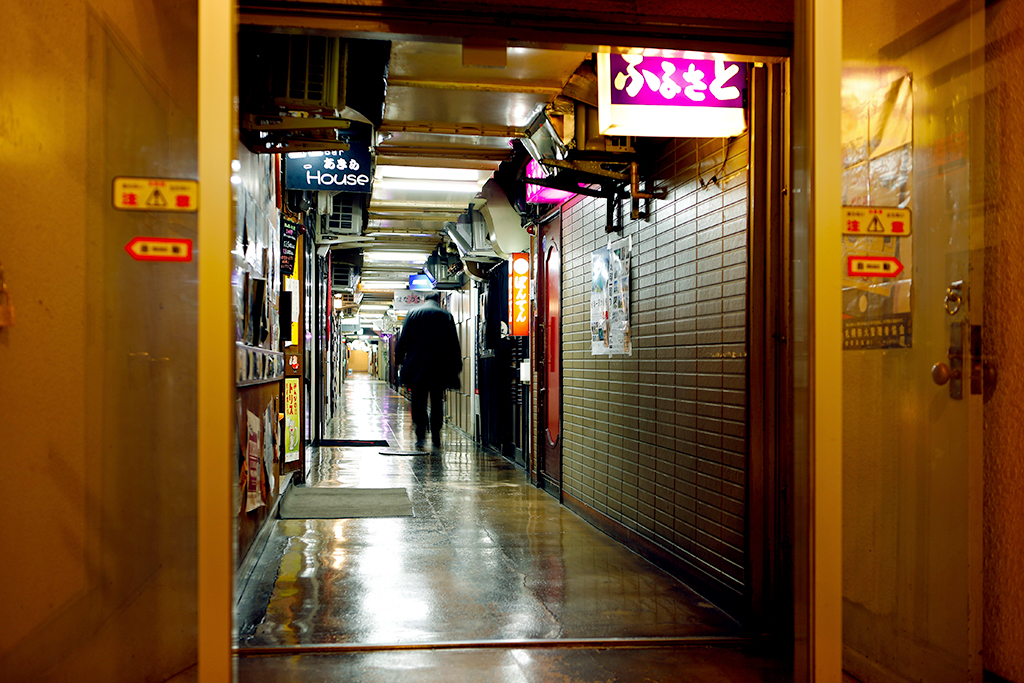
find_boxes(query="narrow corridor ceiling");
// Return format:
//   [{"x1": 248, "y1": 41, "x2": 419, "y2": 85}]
[{"x1": 365, "y1": 39, "x2": 590, "y2": 295}]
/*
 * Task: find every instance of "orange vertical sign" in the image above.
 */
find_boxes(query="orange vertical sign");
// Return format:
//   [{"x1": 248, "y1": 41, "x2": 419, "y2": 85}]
[{"x1": 508, "y1": 253, "x2": 531, "y2": 336}]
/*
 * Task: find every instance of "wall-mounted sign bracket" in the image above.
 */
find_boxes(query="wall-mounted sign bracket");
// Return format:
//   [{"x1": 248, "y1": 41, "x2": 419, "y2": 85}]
[
  {"x1": 540, "y1": 156, "x2": 663, "y2": 229},
  {"x1": 241, "y1": 113, "x2": 371, "y2": 154}
]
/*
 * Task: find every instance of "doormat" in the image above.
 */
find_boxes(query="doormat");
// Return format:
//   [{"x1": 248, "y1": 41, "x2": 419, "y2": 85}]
[
  {"x1": 278, "y1": 486, "x2": 413, "y2": 519},
  {"x1": 318, "y1": 439, "x2": 390, "y2": 447}
]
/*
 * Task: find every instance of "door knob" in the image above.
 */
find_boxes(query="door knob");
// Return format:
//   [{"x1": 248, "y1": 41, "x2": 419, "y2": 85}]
[{"x1": 931, "y1": 362, "x2": 960, "y2": 386}]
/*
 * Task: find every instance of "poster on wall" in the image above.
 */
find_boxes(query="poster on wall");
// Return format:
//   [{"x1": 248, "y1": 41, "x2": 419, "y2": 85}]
[
  {"x1": 245, "y1": 410, "x2": 264, "y2": 512},
  {"x1": 590, "y1": 237, "x2": 633, "y2": 356},
  {"x1": 608, "y1": 237, "x2": 632, "y2": 355},
  {"x1": 841, "y1": 72, "x2": 914, "y2": 350},
  {"x1": 263, "y1": 403, "x2": 276, "y2": 491},
  {"x1": 590, "y1": 248, "x2": 610, "y2": 354}
]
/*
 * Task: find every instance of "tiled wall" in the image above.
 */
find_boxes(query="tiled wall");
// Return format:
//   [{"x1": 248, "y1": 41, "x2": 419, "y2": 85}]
[{"x1": 560, "y1": 135, "x2": 749, "y2": 600}]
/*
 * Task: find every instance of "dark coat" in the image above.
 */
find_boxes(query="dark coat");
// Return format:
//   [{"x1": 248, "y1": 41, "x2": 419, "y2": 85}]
[{"x1": 395, "y1": 299, "x2": 462, "y2": 390}]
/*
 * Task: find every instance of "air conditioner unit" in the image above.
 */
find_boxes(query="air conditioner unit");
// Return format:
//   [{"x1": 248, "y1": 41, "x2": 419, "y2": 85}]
[
  {"x1": 239, "y1": 32, "x2": 391, "y2": 125},
  {"x1": 315, "y1": 192, "x2": 366, "y2": 244},
  {"x1": 331, "y1": 262, "x2": 358, "y2": 291}
]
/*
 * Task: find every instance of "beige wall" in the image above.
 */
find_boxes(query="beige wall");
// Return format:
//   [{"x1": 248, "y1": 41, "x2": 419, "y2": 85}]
[
  {"x1": 348, "y1": 349, "x2": 369, "y2": 372},
  {"x1": 984, "y1": 2, "x2": 1024, "y2": 679},
  {"x1": 840, "y1": 1, "x2": 1024, "y2": 681},
  {"x1": 0, "y1": 0, "x2": 199, "y2": 680}
]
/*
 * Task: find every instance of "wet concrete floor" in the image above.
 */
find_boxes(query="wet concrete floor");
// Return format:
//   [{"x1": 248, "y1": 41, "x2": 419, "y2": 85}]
[{"x1": 236, "y1": 375, "x2": 789, "y2": 681}]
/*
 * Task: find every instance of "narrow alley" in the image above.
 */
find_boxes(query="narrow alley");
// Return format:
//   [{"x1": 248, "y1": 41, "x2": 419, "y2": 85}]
[{"x1": 234, "y1": 374, "x2": 784, "y2": 681}]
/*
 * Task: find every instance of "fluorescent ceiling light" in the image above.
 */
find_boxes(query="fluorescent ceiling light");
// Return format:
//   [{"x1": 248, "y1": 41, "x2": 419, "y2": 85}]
[
  {"x1": 363, "y1": 251, "x2": 429, "y2": 264},
  {"x1": 377, "y1": 165, "x2": 481, "y2": 182},
  {"x1": 359, "y1": 281, "x2": 410, "y2": 290},
  {"x1": 374, "y1": 179, "x2": 483, "y2": 194}
]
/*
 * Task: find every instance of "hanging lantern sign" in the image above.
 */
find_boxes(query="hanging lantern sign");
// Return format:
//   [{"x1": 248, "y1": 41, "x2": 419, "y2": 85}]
[
  {"x1": 597, "y1": 53, "x2": 748, "y2": 138},
  {"x1": 508, "y1": 253, "x2": 531, "y2": 337}
]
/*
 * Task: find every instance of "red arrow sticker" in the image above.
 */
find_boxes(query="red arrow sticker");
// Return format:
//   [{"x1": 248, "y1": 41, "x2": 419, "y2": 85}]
[
  {"x1": 125, "y1": 237, "x2": 193, "y2": 262},
  {"x1": 847, "y1": 255, "x2": 904, "y2": 278}
]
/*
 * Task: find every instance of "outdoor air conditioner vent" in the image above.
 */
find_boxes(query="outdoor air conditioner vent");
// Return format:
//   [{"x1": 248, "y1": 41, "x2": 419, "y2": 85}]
[
  {"x1": 331, "y1": 263, "x2": 358, "y2": 291},
  {"x1": 254, "y1": 34, "x2": 344, "y2": 113},
  {"x1": 239, "y1": 31, "x2": 391, "y2": 126},
  {"x1": 325, "y1": 192, "x2": 364, "y2": 236}
]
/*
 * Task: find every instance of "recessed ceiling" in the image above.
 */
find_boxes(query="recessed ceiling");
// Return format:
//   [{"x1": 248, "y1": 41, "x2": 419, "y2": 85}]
[{"x1": 351, "y1": 39, "x2": 590, "y2": 319}]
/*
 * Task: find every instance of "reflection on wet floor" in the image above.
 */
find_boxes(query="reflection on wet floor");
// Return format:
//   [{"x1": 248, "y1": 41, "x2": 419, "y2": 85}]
[{"x1": 236, "y1": 374, "x2": 786, "y2": 681}]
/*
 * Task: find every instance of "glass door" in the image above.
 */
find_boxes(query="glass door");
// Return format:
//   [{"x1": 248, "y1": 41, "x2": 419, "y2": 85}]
[{"x1": 840, "y1": 1, "x2": 985, "y2": 681}]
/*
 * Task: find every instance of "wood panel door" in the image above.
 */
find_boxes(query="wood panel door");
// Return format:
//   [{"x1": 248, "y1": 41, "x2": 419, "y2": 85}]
[{"x1": 538, "y1": 213, "x2": 562, "y2": 494}]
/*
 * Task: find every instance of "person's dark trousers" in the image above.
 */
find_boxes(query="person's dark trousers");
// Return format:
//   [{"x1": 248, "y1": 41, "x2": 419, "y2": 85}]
[{"x1": 411, "y1": 384, "x2": 445, "y2": 446}]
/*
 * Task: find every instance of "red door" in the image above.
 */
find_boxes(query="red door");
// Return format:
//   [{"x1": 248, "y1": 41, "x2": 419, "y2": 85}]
[{"x1": 538, "y1": 214, "x2": 562, "y2": 494}]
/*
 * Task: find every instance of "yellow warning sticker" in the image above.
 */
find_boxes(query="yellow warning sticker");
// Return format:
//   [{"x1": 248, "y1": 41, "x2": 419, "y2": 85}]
[
  {"x1": 842, "y1": 206, "x2": 911, "y2": 236},
  {"x1": 113, "y1": 177, "x2": 199, "y2": 212}
]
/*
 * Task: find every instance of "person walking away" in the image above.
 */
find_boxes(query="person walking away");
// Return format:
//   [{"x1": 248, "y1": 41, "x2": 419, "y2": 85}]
[{"x1": 395, "y1": 291, "x2": 462, "y2": 449}]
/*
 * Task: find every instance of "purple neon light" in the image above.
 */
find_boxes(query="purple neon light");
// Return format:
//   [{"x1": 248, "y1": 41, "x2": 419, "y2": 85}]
[
  {"x1": 608, "y1": 55, "x2": 745, "y2": 108},
  {"x1": 526, "y1": 159, "x2": 576, "y2": 205}
]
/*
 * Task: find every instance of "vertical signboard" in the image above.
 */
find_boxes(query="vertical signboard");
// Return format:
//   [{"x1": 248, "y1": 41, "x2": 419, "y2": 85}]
[
  {"x1": 281, "y1": 219, "x2": 300, "y2": 276},
  {"x1": 508, "y1": 253, "x2": 530, "y2": 336},
  {"x1": 284, "y1": 377, "x2": 301, "y2": 463}
]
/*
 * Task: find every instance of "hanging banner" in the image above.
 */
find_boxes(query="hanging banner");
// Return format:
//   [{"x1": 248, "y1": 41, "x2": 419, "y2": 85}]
[
  {"x1": 394, "y1": 289, "x2": 430, "y2": 311},
  {"x1": 508, "y1": 253, "x2": 531, "y2": 336}
]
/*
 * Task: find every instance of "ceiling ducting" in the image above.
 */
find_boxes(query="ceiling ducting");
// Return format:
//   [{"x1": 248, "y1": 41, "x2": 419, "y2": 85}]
[{"x1": 443, "y1": 206, "x2": 502, "y2": 266}]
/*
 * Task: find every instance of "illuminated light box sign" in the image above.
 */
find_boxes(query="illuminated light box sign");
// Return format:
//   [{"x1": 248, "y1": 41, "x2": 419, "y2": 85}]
[
  {"x1": 508, "y1": 253, "x2": 531, "y2": 337},
  {"x1": 285, "y1": 144, "x2": 373, "y2": 192},
  {"x1": 525, "y1": 159, "x2": 577, "y2": 205},
  {"x1": 409, "y1": 273, "x2": 434, "y2": 290},
  {"x1": 597, "y1": 53, "x2": 748, "y2": 138}
]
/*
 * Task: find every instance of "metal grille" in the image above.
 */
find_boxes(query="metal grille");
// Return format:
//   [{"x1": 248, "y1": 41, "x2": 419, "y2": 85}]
[{"x1": 325, "y1": 193, "x2": 362, "y2": 235}]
